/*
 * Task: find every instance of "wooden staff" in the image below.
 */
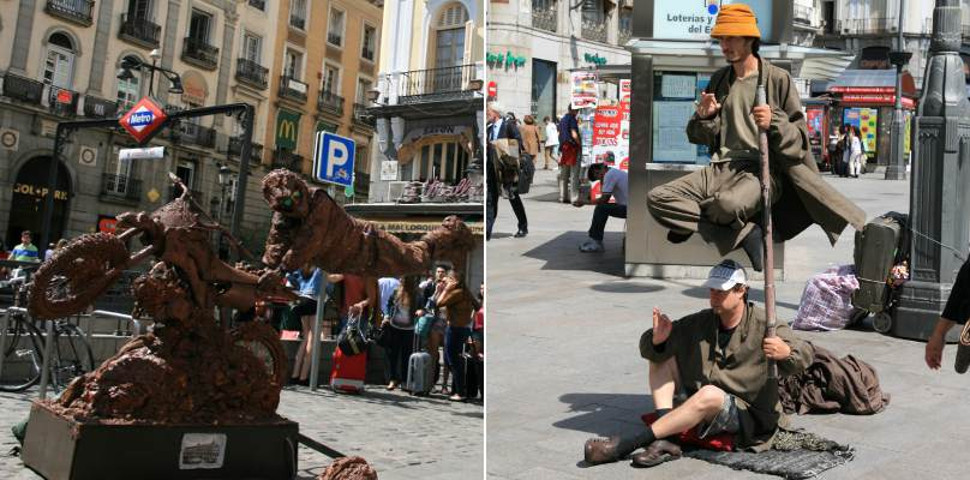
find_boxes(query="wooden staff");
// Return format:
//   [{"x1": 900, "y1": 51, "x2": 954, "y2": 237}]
[{"x1": 756, "y1": 83, "x2": 778, "y2": 380}]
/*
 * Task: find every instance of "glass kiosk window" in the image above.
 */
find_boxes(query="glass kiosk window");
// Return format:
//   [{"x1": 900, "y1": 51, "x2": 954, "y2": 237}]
[{"x1": 651, "y1": 71, "x2": 712, "y2": 165}]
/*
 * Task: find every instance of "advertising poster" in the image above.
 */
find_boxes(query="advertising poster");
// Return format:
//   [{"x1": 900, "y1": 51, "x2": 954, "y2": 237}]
[
  {"x1": 652, "y1": 0, "x2": 775, "y2": 42},
  {"x1": 843, "y1": 108, "x2": 878, "y2": 157},
  {"x1": 571, "y1": 72, "x2": 598, "y2": 110},
  {"x1": 806, "y1": 107, "x2": 825, "y2": 161}
]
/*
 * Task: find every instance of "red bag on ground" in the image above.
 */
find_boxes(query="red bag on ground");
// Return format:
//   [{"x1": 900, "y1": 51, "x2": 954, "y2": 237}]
[
  {"x1": 330, "y1": 348, "x2": 367, "y2": 394},
  {"x1": 641, "y1": 412, "x2": 735, "y2": 452}
]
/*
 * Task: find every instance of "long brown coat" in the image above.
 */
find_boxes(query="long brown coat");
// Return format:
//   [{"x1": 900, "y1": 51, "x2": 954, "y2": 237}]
[
  {"x1": 687, "y1": 59, "x2": 865, "y2": 244},
  {"x1": 520, "y1": 124, "x2": 542, "y2": 157},
  {"x1": 640, "y1": 303, "x2": 814, "y2": 451}
]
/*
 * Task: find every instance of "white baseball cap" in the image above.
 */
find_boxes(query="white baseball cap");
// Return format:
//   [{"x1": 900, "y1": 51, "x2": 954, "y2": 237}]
[{"x1": 703, "y1": 260, "x2": 747, "y2": 291}]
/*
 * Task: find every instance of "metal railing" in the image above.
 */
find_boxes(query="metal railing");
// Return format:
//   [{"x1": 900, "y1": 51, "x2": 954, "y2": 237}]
[
  {"x1": 327, "y1": 33, "x2": 342, "y2": 46},
  {"x1": 228, "y1": 138, "x2": 264, "y2": 160},
  {"x1": 45, "y1": 0, "x2": 95, "y2": 26},
  {"x1": 793, "y1": 4, "x2": 814, "y2": 25},
  {"x1": 582, "y1": 18, "x2": 608, "y2": 43},
  {"x1": 290, "y1": 14, "x2": 306, "y2": 30},
  {"x1": 181, "y1": 123, "x2": 217, "y2": 148},
  {"x1": 182, "y1": 37, "x2": 220, "y2": 70},
  {"x1": 248, "y1": 0, "x2": 265, "y2": 10},
  {"x1": 100, "y1": 173, "x2": 142, "y2": 202},
  {"x1": 272, "y1": 149, "x2": 303, "y2": 171},
  {"x1": 837, "y1": 17, "x2": 901, "y2": 35},
  {"x1": 236, "y1": 58, "x2": 268, "y2": 89},
  {"x1": 83, "y1": 96, "x2": 118, "y2": 118},
  {"x1": 1, "y1": 72, "x2": 44, "y2": 106},
  {"x1": 279, "y1": 75, "x2": 308, "y2": 103},
  {"x1": 353, "y1": 103, "x2": 375, "y2": 127},
  {"x1": 119, "y1": 13, "x2": 161, "y2": 48},
  {"x1": 399, "y1": 64, "x2": 477, "y2": 103},
  {"x1": 317, "y1": 91, "x2": 345, "y2": 116},
  {"x1": 532, "y1": 1, "x2": 557, "y2": 32}
]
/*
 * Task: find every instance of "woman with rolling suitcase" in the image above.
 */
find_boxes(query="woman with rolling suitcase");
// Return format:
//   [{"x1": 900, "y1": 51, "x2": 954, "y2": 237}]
[{"x1": 382, "y1": 276, "x2": 419, "y2": 390}]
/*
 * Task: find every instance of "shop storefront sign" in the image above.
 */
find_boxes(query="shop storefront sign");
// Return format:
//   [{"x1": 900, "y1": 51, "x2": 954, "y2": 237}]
[
  {"x1": 275, "y1": 109, "x2": 301, "y2": 150},
  {"x1": 842, "y1": 94, "x2": 915, "y2": 108},
  {"x1": 13, "y1": 183, "x2": 68, "y2": 201},
  {"x1": 570, "y1": 72, "x2": 597, "y2": 110}
]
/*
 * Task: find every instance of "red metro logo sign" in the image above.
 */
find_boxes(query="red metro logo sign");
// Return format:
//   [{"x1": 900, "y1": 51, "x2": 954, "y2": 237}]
[{"x1": 119, "y1": 97, "x2": 168, "y2": 144}]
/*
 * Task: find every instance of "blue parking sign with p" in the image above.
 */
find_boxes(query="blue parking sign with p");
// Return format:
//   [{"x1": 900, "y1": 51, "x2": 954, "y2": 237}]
[{"x1": 312, "y1": 131, "x2": 355, "y2": 187}]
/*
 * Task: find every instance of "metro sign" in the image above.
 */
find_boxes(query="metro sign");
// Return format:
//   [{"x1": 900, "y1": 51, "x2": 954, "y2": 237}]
[{"x1": 119, "y1": 97, "x2": 168, "y2": 144}]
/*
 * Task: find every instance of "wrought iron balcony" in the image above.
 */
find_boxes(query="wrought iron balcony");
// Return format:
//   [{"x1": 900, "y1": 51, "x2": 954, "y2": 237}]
[
  {"x1": 101, "y1": 174, "x2": 143, "y2": 204},
  {"x1": 353, "y1": 103, "x2": 376, "y2": 128},
  {"x1": 181, "y1": 123, "x2": 216, "y2": 148},
  {"x1": 290, "y1": 14, "x2": 306, "y2": 30},
  {"x1": 119, "y1": 14, "x2": 161, "y2": 48},
  {"x1": 45, "y1": 0, "x2": 95, "y2": 26},
  {"x1": 236, "y1": 58, "x2": 268, "y2": 89},
  {"x1": 48, "y1": 86, "x2": 79, "y2": 117},
  {"x1": 279, "y1": 75, "x2": 308, "y2": 103},
  {"x1": 317, "y1": 91, "x2": 345, "y2": 116},
  {"x1": 531, "y1": 1, "x2": 557, "y2": 32},
  {"x1": 83, "y1": 96, "x2": 119, "y2": 118},
  {"x1": 398, "y1": 64, "x2": 479, "y2": 104},
  {"x1": 836, "y1": 17, "x2": 900, "y2": 35},
  {"x1": 582, "y1": 18, "x2": 608, "y2": 43},
  {"x1": 327, "y1": 33, "x2": 342, "y2": 46},
  {"x1": 1, "y1": 73, "x2": 44, "y2": 106},
  {"x1": 182, "y1": 37, "x2": 219, "y2": 70},
  {"x1": 248, "y1": 0, "x2": 265, "y2": 10},
  {"x1": 228, "y1": 138, "x2": 264, "y2": 160},
  {"x1": 272, "y1": 149, "x2": 303, "y2": 172}
]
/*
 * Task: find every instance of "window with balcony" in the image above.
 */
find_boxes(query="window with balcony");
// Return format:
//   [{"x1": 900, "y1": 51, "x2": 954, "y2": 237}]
[
  {"x1": 322, "y1": 64, "x2": 340, "y2": 95},
  {"x1": 120, "y1": 0, "x2": 160, "y2": 47},
  {"x1": 236, "y1": 32, "x2": 267, "y2": 88},
  {"x1": 434, "y1": 3, "x2": 469, "y2": 70},
  {"x1": 189, "y1": 9, "x2": 212, "y2": 44},
  {"x1": 184, "y1": 9, "x2": 219, "y2": 69},
  {"x1": 43, "y1": 33, "x2": 76, "y2": 90},
  {"x1": 290, "y1": 0, "x2": 307, "y2": 30},
  {"x1": 116, "y1": 55, "x2": 142, "y2": 110},
  {"x1": 285, "y1": 48, "x2": 303, "y2": 80},
  {"x1": 318, "y1": 64, "x2": 344, "y2": 114},
  {"x1": 532, "y1": 0, "x2": 557, "y2": 32},
  {"x1": 357, "y1": 78, "x2": 372, "y2": 104},
  {"x1": 243, "y1": 32, "x2": 262, "y2": 64},
  {"x1": 328, "y1": 8, "x2": 345, "y2": 47},
  {"x1": 581, "y1": 0, "x2": 609, "y2": 43},
  {"x1": 280, "y1": 48, "x2": 308, "y2": 102},
  {"x1": 127, "y1": 0, "x2": 152, "y2": 21},
  {"x1": 45, "y1": 0, "x2": 95, "y2": 26},
  {"x1": 361, "y1": 24, "x2": 377, "y2": 62}
]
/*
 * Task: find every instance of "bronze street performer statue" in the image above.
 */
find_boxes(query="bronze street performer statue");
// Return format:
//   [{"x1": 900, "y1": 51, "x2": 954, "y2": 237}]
[{"x1": 646, "y1": 3, "x2": 865, "y2": 272}]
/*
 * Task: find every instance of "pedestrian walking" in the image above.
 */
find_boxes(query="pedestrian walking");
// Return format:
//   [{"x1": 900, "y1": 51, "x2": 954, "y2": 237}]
[
  {"x1": 558, "y1": 107, "x2": 582, "y2": 204},
  {"x1": 486, "y1": 101, "x2": 528, "y2": 239},
  {"x1": 543, "y1": 116, "x2": 560, "y2": 169},
  {"x1": 846, "y1": 126, "x2": 863, "y2": 178}
]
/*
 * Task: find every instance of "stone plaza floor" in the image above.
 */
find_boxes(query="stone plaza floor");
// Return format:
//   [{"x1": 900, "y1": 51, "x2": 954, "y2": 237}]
[
  {"x1": 0, "y1": 364, "x2": 483, "y2": 479},
  {"x1": 486, "y1": 167, "x2": 970, "y2": 479}
]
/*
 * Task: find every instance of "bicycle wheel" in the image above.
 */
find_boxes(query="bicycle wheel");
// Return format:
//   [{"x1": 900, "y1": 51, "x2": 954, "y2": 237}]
[
  {"x1": 0, "y1": 315, "x2": 44, "y2": 392},
  {"x1": 50, "y1": 322, "x2": 96, "y2": 392},
  {"x1": 232, "y1": 322, "x2": 287, "y2": 388},
  {"x1": 30, "y1": 233, "x2": 129, "y2": 320}
]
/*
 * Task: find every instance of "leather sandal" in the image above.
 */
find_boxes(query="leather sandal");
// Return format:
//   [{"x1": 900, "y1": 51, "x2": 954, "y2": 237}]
[
  {"x1": 630, "y1": 440, "x2": 682, "y2": 468},
  {"x1": 584, "y1": 436, "x2": 639, "y2": 465}
]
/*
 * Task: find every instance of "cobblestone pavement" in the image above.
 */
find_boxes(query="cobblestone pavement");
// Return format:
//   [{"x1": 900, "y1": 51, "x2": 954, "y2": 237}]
[
  {"x1": 487, "y1": 169, "x2": 970, "y2": 479},
  {"x1": 0, "y1": 382, "x2": 482, "y2": 479}
]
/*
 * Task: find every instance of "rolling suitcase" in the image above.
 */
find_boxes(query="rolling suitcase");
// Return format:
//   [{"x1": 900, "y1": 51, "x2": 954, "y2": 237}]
[
  {"x1": 330, "y1": 347, "x2": 367, "y2": 394},
  {"x1": 462, "y1": 342, "x2": 483, "y2": 400},
  {"x1": 406, "y1": 335, "x2": 434, "y2": 396},
  {"x1": 852, "y1": 212, "x2": 908, "y2": 314}
]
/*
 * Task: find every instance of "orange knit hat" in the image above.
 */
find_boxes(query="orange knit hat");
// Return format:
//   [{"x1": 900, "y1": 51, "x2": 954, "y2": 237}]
[{"x1": 710, "y1": 4, "x2": 761, "y2": 39}]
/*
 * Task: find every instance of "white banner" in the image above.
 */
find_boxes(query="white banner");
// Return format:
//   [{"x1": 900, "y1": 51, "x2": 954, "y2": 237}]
[{"x1": 119, "y1": 146, "x2": 165, "y2": 160}]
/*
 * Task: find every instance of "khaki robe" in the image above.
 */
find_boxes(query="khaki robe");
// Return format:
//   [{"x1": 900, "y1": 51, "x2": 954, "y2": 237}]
[
  {"x1": 686, "y1": 59, "x2": 866, "y2": 244},
  {"x1": 640, "y1": 303, "x2": 813, "y2": 451}
]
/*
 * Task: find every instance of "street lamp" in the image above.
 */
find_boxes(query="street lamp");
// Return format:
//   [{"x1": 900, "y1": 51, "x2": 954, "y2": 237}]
[
  {"x1": 116, "y1": 50, "x2": 184, "y2": 98},
  {"x1": 885, "y1": 1, "x2": 911, "y2": 180}
]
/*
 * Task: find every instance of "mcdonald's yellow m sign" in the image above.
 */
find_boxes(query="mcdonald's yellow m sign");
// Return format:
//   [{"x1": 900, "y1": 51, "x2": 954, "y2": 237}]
[{"x1": 275, "y1": 110, "x2": 301, "y2": 150}]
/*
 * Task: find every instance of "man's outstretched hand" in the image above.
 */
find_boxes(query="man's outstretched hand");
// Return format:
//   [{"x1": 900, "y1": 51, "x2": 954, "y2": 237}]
[
  {"x1": 696, "y1": 93, "x2": 721, "y2": 119},
  {"x1": 652, "y1": 307, "x2": 672, "y2": 345}
]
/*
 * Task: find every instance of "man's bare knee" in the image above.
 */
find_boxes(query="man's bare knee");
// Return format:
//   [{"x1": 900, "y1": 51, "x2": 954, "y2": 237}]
[{"x1": 694, "y1": 385, "x2": 726, "y2": 413}]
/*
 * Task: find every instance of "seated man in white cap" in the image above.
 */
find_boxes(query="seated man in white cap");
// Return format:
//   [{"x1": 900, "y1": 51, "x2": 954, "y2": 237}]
[{"x1": 584, "y1": 259, "x2": 813, "y2": 468}]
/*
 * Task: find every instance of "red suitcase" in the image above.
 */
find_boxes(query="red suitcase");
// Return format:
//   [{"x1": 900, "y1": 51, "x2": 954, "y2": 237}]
[{"x1": 330, "y1": 348, "x2": 367, "y2": 394}]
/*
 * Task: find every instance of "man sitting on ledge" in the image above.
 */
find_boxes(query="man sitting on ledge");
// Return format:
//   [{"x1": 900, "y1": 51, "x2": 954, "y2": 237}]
[{"x1": 584, "y1": 260, "x2": 813, "y2": 468}]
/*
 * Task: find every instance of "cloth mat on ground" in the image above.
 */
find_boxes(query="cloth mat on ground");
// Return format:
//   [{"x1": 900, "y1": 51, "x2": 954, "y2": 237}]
[{"x1": 684, "y1": 430, "x2": 854, "y2": 480}]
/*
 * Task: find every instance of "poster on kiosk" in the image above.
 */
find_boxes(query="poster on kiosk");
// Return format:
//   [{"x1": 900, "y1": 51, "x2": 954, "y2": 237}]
[{"x1": 590, "y1": 80, "x2": 631, "y2": 202}]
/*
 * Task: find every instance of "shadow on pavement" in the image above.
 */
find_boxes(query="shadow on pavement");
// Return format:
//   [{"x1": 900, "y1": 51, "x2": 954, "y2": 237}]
[
  {"x1": 526, "y1": 191, "x2": 567, "y2": 204},
  {"x1": 553, "y1": 393, "x2": 655, "y2": 437},
  {"x1": 590, "y1": 282, "x2": 665, "y2": 294},
  {"x1": 521, "y1": 232, "x2": 627, "y2": 277}
]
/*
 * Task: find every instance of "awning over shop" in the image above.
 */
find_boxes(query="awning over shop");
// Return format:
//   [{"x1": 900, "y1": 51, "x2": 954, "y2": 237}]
[
  {"x1": 362, "y1": 216, "x2": 484, "y2": 235},
  {"x1": 395, "y1": 125, "x2": 474, "y2": 164},
  {"x1": 798, "y1": 55, "x2": 855, "y2": 82},
  {"x1": 828, "y1": 69, "x2": 916, "y2": 96}
]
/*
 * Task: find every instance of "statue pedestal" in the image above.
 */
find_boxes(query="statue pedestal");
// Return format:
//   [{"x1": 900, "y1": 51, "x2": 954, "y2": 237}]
[{"x1": 22, "y1": 402, "x2": 299, "y2": 480}]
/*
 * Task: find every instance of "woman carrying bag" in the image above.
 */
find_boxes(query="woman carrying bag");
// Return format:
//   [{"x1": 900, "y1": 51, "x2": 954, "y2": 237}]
[{"x1": 380, "y1": 276, "x2": 420, "y2": 390}]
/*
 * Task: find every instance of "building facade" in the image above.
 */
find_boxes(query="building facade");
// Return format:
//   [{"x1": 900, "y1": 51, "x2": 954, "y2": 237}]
[
  {"x1": 486, "y1": 0, "x2": 633, "y2": 121},
  {"x1": 263, "y1": 0, "x2": 382, "y2": 203}
]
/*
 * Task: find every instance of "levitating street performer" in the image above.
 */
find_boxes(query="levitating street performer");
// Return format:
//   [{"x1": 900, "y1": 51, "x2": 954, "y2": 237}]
[
  {"x1": 584, "y1": 260, "x2": 813, "y2": 468},
  {"x1": 647, "y1": 4, "x2": 865, "y2": 271}
]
